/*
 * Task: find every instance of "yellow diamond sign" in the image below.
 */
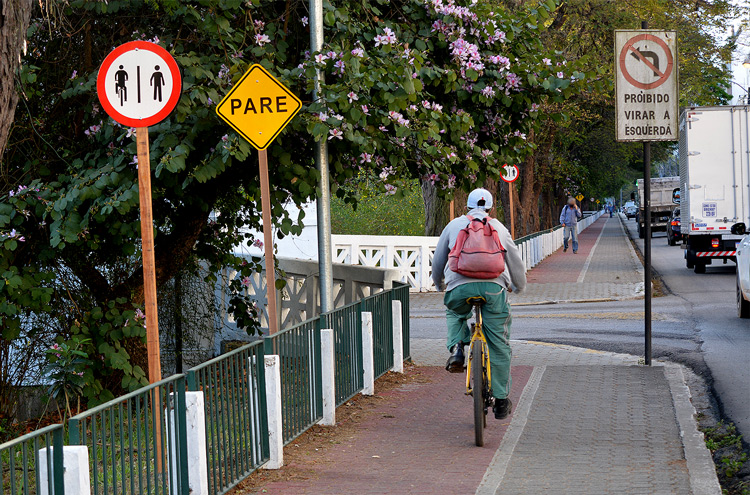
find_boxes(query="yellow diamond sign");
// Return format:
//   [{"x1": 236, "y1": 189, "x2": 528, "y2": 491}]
[
  {"x1": 576, "y1": 194, "x2": 584, "y2": 202},
  {"x1": 216, "y1": 64, "x2": 302, "y2": 150}
]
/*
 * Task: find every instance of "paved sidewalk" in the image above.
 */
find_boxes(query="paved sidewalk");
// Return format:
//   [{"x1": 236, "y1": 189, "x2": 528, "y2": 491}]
[
  {"x1": 411, "y1": 214, "x2": 644, "y2": 308},
  {"x1": 242, "y1": 212, "x2": 720, "y2": 494}
]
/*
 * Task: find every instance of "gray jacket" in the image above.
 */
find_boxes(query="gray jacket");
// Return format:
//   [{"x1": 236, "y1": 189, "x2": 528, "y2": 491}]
[{"x1": 431, "y1": 209, "x2": 527, "y2": 293}]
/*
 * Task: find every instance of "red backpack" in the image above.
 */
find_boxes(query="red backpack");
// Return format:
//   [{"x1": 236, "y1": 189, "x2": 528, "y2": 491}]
[{"x1": 448, "y1": 215, "x2": 507, "y2": 279}]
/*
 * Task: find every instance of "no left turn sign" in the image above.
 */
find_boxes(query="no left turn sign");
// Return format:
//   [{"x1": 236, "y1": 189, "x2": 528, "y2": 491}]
[
  {"x1": 97, "y1": 41, "x2": 182, "y2": 128},
  {"x1": 618, "y1": 34, "x2": 674, "y2": 90},
  {"x1": 615, "y1": 30, "x2": 678, "y2": 142}
]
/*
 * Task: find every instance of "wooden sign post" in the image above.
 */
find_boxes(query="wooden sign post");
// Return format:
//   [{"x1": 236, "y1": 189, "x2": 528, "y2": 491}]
[
  {"x1": 501, "y1": 164, "x2": 520, "y2": 239},
  {"x1": 215, "y1": 64, "x2": 302, "y2": 335},
  {"x1": 136, "y1": 128, "x2": 162, "y2": 384},
  {"x1": 257, "y1": 149, "x2": 279, "y2": 335}
]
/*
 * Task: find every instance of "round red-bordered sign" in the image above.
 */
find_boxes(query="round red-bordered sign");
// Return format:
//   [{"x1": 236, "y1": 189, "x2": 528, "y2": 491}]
[
  {"x1": 618, "y1": 34, "x2": 674, "y2": 91},
  {"x1": 501, "y1": 164, "x2": 519, "y2": 183},
  {"x1": 97, "y1": 41, "x2": 182, "y2": 127}
]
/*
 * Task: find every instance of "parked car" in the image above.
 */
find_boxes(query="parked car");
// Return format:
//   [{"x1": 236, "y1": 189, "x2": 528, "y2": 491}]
[
  {"x1": 624, "y1": 201, "x2": 638, "y2": 219},
  {"x1": 666, "y1": 208, "x2": 681, "y2": 246},
  {"x1": 736, "y1": 234, "x2": 750, "y2": 318}
]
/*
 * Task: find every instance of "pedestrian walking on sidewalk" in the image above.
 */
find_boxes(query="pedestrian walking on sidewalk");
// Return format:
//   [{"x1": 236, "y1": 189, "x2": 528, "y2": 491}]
[
  {"x1": 431, "y1": 188, "x2": 527, "y2": 420},
  {"x1": 560, "y1": 197, "x2": 582, "y2": 254}
]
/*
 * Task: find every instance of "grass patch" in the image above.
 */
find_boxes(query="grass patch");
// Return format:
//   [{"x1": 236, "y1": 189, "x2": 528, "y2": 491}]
[
  {"x1": 331, "y1": 178, "x2": 425, "y2": 236},
  {"x1": 701, "y1": 420, "x2": 750, "y2": 494}
]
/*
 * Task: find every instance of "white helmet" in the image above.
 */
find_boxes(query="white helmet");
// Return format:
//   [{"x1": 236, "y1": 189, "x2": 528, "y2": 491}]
[{"x1": 467, "y1": 188, "x2": 493, "y2": 210}]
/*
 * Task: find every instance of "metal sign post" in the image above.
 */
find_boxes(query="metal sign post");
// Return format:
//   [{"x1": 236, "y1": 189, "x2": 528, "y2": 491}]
[
  {"x1": 501, "y1": 164, "x2": 519, "y2": 238},
  {"x1": 309, "y1": 0, "x2": 334, "y2": 314},
  {"x1": 615, "y1": 24, "x2": 678, "y2": 365},
  {"x1": 215, "y1": 64, "x2": 302, "y2": 334}
]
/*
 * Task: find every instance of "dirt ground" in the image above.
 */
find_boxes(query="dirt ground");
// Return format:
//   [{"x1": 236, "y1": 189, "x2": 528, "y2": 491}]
[{"x1": 229, "y1": 363, "x2": 432, "y2": 494}]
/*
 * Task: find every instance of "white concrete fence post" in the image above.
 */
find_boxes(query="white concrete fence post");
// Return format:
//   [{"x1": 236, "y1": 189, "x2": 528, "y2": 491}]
[
  {"x1": 361, "y1": 312, "x2": 375, "y2": 395},
  {"x1": 320, "y1": 328, "x2": 336, "y2": 425},
  {"x1": 263, "y1": 355, "x2": 284, "y2": 469},
  {"x1": 39, "y1": 446, "x2": 90, "y2": 495},
  {"x1": 392, "y1": 300, "x2": 404, "y2": 373},
  {"x1": 168, "y1": 391, "x2": 209, "y2": 495}
]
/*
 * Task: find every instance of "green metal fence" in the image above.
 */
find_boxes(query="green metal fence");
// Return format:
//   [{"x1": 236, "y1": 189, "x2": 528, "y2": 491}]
[
  {"x1": 392, "y1": 281, "x2": 411, "y2": 361},
  {"x1": 321, "y1": 302, "x2": 364, "y2": 406},
  {"x1": 2, "y1": 281, "x2": 410, "y2": 495},
  {"x1": 1, "y1": 423, "x2": 64, "y2": 495},
  {"x1": 68, "y1": 375, "x2": 189, "y2": 495},
  {"x1": 263, "y1": 318, "x2": 322, "y2": 445},
  {"x1": 186, "y1": 341, "x2": 268, "y2": 495},
  {"x1": 360, "y1": 290, "x2": 393, "y2": 379}
]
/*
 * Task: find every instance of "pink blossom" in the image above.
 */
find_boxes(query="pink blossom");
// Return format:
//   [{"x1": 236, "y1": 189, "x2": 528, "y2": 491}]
[
  {"x1": 347, "y1": 92, "x2": 358, "y2": 103},
  {"x1": 361, "y1": 105, "x2": 370, "y2": 115},
  {"x1": 374, "y1": 27, "x2": 398, "y2": 47},
  {"x1": 351, "y1": 47, "x2": 365, "y2": 57},
  {"x1": 542, "y1": 58, "x2": 551, "y2": 66},
  {"x1": 241, "y1": 276, "x2": 251, "y2": 287},
  {"x1": 359, "y1": 152, "x2": 372, "y2": 163},
  {"x1": 328, "y1": 128, "x2": 344, "y2": 140},
  {"x1": 255, "y1": 34, "x2": 271, "y2": 46},
  {"x1": 301, "y1": 16, "x2": 308, "y2": 26},
  {"x1": 252, "y1": 239, "x2": 264, "y2": 248},
  {"x1": 385, "y1": 184, "x2": 397, "y2": 195},
  {"x1": 315, "y1": 53, "x2": 327, "y2": 64}
]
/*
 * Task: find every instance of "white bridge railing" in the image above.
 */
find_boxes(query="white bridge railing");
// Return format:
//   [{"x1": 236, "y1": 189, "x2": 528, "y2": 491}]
[{"x1": 332, "y1": 210, "x2": 604, "y2": 292}]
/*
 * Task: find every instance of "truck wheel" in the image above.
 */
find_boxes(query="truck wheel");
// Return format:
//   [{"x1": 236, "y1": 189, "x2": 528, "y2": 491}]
[
  {"x1": 738, "y1": 275, "x2": 750, "y2": 318},
  {"x1": 694, "y1": 263, "x2": 706, "y2": 274}
]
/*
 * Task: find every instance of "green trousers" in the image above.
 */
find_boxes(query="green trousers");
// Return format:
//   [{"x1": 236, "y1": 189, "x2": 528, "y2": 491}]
[{"x1": 444, "y1": 282, "x2": 512, "y2": 400}]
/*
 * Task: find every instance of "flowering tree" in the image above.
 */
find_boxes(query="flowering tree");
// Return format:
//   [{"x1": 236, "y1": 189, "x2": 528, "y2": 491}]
[{"x1": 0, "y1": 0, "x2": 591, "y2": 402}]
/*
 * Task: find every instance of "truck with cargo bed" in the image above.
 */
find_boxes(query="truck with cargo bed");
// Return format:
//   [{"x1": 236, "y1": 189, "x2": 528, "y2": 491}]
[
  {"x1": 635, "y1": 176, "x2": 680, "y2": 239},
  {"x1": 679, "y1": 105, "x2": 750, "y2": 273}
]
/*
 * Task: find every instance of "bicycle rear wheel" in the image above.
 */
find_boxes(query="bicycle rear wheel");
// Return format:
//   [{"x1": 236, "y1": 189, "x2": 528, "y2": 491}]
[{"x1": 471, "y1": 340, "x2": 485, "y2": 446}]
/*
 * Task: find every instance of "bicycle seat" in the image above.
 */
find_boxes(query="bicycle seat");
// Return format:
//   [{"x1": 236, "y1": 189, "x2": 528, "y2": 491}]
[{"x1": 466, "y1": 296, "x2": 486, "y2": 306}]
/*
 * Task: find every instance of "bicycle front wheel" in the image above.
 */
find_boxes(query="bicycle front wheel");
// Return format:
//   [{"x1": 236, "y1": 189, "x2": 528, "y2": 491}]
[{"x1": 471, "y1": 339, "x2": 485, "y2": 446}]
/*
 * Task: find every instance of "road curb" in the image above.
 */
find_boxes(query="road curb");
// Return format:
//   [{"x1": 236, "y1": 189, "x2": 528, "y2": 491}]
[
  {"x1": 664, "y1": 365, "x2": 723, "y2": 495},
  {"x1": 510, "y1": 295, "x2": 643, "y2": 307}
]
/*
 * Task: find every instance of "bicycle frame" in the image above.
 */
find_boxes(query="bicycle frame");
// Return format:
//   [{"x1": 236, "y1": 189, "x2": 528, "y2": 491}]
[{"x1": 465, "y1": 302, "x2": 492, "y2": 395}]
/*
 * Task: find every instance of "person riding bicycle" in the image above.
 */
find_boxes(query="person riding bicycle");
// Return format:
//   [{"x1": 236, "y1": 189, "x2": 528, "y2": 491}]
[{"x1": 431, "y1": 188, "x2": 527, "y2": 420}]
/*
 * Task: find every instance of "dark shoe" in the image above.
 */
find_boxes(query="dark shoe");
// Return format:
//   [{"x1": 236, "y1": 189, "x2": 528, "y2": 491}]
[
  {"x1": 563, "y1": 247, "x2": 568, "y2": 252},
  {"x1": 573, "y1": 250, "x2": 578, "y2": 254},
  {"x1": 493, "y1": 398, "x2": 512, "y2": 419},
  {"x1": 445, "y1": 343, "x2": 465, "y2": 373}
]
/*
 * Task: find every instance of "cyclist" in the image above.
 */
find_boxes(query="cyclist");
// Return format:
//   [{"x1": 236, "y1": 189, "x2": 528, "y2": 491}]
[{"x1": 431, "y1": 188, "x2": 526, "y2": 420}]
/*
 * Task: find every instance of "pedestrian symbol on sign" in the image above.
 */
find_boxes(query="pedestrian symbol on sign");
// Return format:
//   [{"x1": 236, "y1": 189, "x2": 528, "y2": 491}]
[{"x1": 150, "y1": 66, "x2": 164, "y2": 102}]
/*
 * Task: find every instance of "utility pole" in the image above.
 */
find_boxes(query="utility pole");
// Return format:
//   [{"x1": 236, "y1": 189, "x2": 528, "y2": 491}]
[{"x1": 310, "y1": 0, "x2": 334, "y2": 313}]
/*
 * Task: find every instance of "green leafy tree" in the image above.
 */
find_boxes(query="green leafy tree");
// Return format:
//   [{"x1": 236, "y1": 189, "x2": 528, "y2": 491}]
[{"x1": 1, "y1": 0, "x2": 592, "y2": 402}]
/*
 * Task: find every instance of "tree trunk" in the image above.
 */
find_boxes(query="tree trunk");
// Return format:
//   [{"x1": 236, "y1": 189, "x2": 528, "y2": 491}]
[
  {"x1": 421, "y1": 179, "x2": 451, "y2": 236},
  {"x1": 0, "y1": 0, "x2": 33, "y2": 161}
]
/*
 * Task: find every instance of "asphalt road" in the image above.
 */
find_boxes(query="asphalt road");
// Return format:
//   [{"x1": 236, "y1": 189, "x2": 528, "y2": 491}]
[{"x1": 412, "y1": 216, "x2": 750, "y2": 440}]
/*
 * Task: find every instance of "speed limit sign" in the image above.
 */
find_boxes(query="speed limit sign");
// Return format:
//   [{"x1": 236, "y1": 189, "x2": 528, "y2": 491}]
[{"x1": 501, "y1": 164, "x2": 519, "y2": 183}]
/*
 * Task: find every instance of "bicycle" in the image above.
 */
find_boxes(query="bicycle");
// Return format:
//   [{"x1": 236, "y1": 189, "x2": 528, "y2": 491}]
[{"x1": 465, "y1": 296, "x2": 493, "y2": 446}]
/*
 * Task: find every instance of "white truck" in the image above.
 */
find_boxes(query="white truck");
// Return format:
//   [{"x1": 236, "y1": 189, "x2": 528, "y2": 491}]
[
  {"x1": 635, "y1": 176, "x2": 680, "y2": 239},
  {"x1": 679, "y1": 105, "x2": 750, "y2": 273}
]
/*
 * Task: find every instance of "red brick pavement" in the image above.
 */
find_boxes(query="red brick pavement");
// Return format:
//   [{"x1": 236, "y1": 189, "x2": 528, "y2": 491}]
[
  {"x1": 254, "y1": 366, "x2": 533, "y2": 495},
  {"x1": 526, "y1": 217, "x2": 608, "y2": 284}
]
